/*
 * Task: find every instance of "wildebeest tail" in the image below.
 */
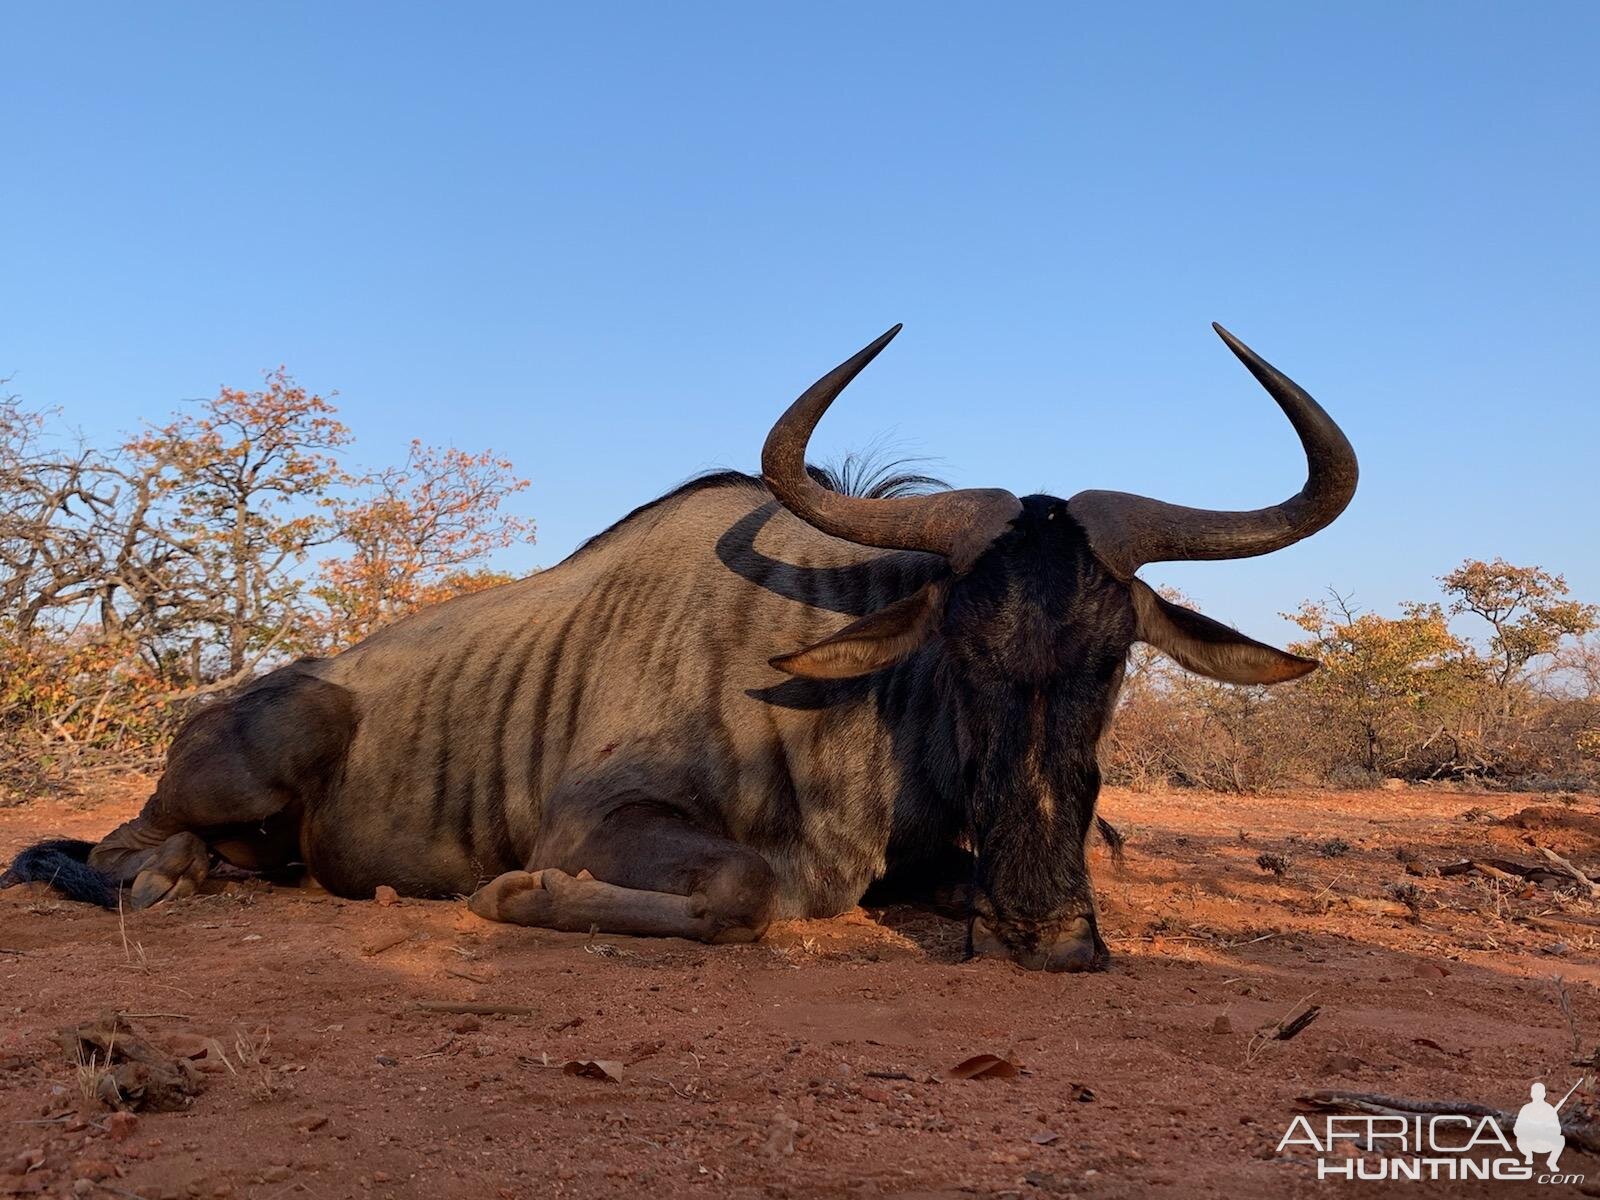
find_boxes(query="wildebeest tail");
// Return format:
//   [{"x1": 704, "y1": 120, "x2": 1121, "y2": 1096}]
[{"x1": 0, "y1": 838, "x2": 119, "y2": 908}]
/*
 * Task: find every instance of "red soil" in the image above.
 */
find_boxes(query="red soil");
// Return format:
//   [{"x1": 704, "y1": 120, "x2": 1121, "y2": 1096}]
[{"x1": 3, "y1": 779, "x2": 1598, "y2": 1199}]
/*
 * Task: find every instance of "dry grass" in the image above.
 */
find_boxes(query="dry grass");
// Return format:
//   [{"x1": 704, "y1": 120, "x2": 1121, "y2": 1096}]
[
  {"x1": 73, "y1": 1036, "x2": 116, "y2": 1106},
  {"x1": 116, "y1": 895, "x2": 148, "y2": 970}
]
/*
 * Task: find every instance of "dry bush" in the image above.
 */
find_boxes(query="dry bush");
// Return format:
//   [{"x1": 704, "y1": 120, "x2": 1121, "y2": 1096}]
[
  {"x1": 0, "y1": 375, "x2": 534, "y2": 800},
  {"x1": 1106, "y1": 577, "x2": 1598, "y2": 794}
]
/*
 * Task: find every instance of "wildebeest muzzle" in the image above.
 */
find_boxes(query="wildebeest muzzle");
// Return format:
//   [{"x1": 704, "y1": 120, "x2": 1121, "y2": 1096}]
[{"x1": 969, "y1": 910, "x2": 1110, "y2": 973}]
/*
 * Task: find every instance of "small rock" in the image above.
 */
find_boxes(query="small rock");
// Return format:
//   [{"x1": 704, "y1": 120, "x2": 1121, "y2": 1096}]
[
  {"x1": 73, "y1": 1181, "x2": 94, "y2": 1197},
  {"x1": 373, "y1": 886, "x2": 399, "y2": 907},
  {"x1": 262, "y1": 1166, "x2": 290, "y2": 1184},
  {"x1": 371, "y1": 1172, "x2": 391, "y2": 1184},
  {"x1": 761, "y1": 1112, "x2": 800, "y2": 1158},
  {"x1": 1024, "y1": 1171, "x2": 1071, "y2": 1193},
  {"x1": 1413, "y1": 962, "x2": 1449, "y2": 980},
  {"x1": 74, "y1": 1160, "x2": 116, "y2": 1182},
  {"x1": 106, "y1": 1112, "x2": 140, "y2": 1142},
  {"x1": 1542, "y1": 942, "x2": 1570, "y2": 956},
  {"x1": 294, "y1": 1113, "x2": 329, "y2": 1134},
  {"x1": 1321, "y1": 1053, "x2": 1363, "y2": 1076},
  {"x1": 5, "y1": 1150, "x2": 42, "y2": 1176},
  {"x1": 1210, "y1": 1015, "x2": 1233, "y2": 1034},
  {"x1": 374, "y1": 1055, "x2": 398, "y2": 1068},
  {"x1": 858, "y1": 1084, "x2": 891, "y2": 1104},
  {"x1": 451, "y1": 1016, "x2": 482, "y2": 1034}
]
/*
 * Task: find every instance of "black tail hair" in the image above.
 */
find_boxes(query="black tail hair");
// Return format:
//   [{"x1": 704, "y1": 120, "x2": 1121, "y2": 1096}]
[
  {"x1": 0, "y1": 838, "x2": 118, "y2": 908},
  {"x1": 1094, "y1": 816, "x2": 1126, "y2": 866}
]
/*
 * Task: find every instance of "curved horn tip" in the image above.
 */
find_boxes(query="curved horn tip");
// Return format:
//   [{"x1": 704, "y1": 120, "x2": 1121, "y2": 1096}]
[
  {"x1": 837, "y1": 324, "x2": 904, "y2": 373},
  {"x1": 1210, "y1": 321, "x2": 1246, "y2": 351},
  {"x1": 1210, "y1": 321, "x2": 1278, "y2": 375}
]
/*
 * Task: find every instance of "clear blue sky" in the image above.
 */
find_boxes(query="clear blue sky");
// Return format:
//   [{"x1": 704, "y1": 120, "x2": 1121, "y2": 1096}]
[{"x1": 4, "y1": 3, "x2": 1596, "y2": 646}]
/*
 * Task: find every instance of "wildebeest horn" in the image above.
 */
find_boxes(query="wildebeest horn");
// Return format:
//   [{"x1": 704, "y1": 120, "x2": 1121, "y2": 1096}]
[
  {"x1": 1066, "y1": 323, "x2": 1358, "y2": 579},
  {"x1": 762, "y1": 326, "x2": 1023, "y2": 570}
]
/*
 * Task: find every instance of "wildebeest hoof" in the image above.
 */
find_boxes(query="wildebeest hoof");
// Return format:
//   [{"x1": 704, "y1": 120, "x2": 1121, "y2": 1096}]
[
  {"x1": 128, "y1": 832, "x2": 209, "y2": 909},
  {"x1": 468, "y1": 870, "x2": 551, "y2": 923}
]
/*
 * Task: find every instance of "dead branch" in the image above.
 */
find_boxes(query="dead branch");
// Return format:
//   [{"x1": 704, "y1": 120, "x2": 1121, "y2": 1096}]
[
  {"x1": 1300, "y1": 1090, "x2": 1600, "y2": 1156},
  {"x1": 1538, "y1": 846, "x2": 1599, "y2": 896}
]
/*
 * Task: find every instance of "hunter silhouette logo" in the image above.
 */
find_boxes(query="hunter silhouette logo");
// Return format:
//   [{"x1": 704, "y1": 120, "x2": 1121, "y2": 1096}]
[
  {"x1": 1515, "y1": 1080, "x2": 1581, "y2": 1171},
  {"x1": 1277, "y1": 1079, "x2": 1586, "y2": 1184}
]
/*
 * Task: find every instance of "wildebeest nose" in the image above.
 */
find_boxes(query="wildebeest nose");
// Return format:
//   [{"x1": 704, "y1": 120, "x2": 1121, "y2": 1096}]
[
  {"x1": 1042, "y1": 916, "x2": 1107, "y2": 973},
  {"x1": 970, "y1": 913, "x2": 1109, "y2": 973}
]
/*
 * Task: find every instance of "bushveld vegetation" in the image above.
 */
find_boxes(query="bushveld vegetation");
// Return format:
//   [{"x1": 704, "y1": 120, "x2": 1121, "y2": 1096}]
[
  {"x1": 2, "y1": 372, "x2": 1595, "y2": 801},
  {"x1": 1104, "y1": 564, "x2": 1599, "y2": 793},
  {"x1": 0, "y1": 371, "x2": 530, "y2": 797}
]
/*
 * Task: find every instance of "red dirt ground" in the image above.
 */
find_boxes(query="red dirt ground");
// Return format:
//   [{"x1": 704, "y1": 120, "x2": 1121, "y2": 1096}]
[{"x1": 3, "y1": 779, "x2": 1599, "y2": 1199}]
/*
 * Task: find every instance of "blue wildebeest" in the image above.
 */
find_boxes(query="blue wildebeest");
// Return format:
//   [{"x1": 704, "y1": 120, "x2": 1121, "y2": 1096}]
[{"x1": 4, "y1": 324, "x2": 1355, "y2": 971}]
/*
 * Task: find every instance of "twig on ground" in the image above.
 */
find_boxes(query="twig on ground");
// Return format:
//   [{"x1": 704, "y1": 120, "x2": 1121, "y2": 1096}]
[
  {"x1": 1233, "y1": 932, "x2": 1280, "y2": 948},
  {"x1": 1245, "y1": 991, "x2": 1320, "y2": 1066},
  {"x1": 1275, "y1": 1006, "x2": 1322, "y2": 1041},
  {"x1": 414, "y1": 1000, "x2": 538, "y2": 1017},
  {"x1": 1553, "y1": 977, "x2": 1584, "y2": 1059}
]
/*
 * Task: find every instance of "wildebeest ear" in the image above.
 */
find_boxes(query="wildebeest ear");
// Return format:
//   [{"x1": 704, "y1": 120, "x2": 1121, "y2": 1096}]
[
  {"x1": 770, "y1": 582, "x2": 946, "y2": 680},
  {"x1": 1131, "y1": 578, "x2": 1317, "y2": 685}
]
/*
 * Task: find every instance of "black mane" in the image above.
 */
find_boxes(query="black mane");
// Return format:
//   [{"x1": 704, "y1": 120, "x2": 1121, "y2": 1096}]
[{"x1": 567, "y1": 457, "x2": 945, "y2": 562}]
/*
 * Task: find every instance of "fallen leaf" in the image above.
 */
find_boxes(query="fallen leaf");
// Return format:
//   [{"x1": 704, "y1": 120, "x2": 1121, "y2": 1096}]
[
  {"x1": 561, "y1": 1059, "x2": 624, "y2": 1082},
  {"x1": 947, "y1": 1054, "x2": 1020, "y2": 1081},
  {"x1": 1412, "y1": 1036, "x2": 1459, "y2": 1057}
]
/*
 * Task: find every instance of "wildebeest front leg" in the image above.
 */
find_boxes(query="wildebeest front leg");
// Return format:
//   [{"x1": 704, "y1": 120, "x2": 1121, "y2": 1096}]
[
  {"x1": 469, "y1": 869, "x2": 762, "y2": 942},
  {"x1": 468, "y1": 801, "x2": 776, "y2": 944}
]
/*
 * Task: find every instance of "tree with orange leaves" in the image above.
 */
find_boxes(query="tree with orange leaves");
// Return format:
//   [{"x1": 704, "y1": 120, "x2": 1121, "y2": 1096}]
[
  {"x1": 121, "y1": 368, "x2": 352, "y2": 687},
  {"x1": 1440, "y1": 558, "x2": 1598, "y2": 693},
  {"x1": 310, "y1": 441, "x2": 533, "y2": 652}
]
